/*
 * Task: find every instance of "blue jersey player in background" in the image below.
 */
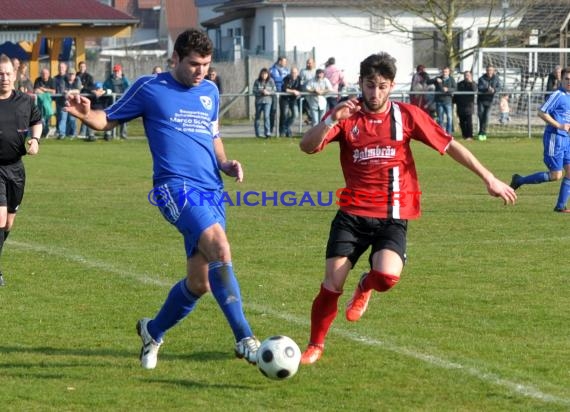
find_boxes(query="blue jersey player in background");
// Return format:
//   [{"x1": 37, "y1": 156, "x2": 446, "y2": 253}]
[
  {"x1": 511, "y1": 66, "x2": 570, "y2": 213},
  {"x1": 65, "y1": 29, "x2": 260, "y2": 368}
]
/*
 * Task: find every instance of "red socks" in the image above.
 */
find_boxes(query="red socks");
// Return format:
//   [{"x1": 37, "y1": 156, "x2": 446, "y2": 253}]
[
  {"x1": 361, "y1": 269, "x2": 399, "y2": 292},
  {"x1": 309, "y1": 283, "x2": 342, "y2": 346}
]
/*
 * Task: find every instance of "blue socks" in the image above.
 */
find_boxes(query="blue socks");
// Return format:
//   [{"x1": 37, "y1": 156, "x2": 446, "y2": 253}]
[
  {"x1": 148, "y1": 278, "x2": 199, "y2": 342},
  {"x1": 208, "y1": 261, "x2": 253, "y2": 341},
  {"x1": 147, "y1": 261, "x2": 253, "y2": 343},
  {"x1": 517, "y1": 171, "x2": 550, "y2": 186},
  {"x1": 556, "y1": 177, "x2": 570, "y2": 210}
]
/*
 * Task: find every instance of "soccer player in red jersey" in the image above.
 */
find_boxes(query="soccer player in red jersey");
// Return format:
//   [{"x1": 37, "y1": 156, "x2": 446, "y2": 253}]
[{"x1": 299, "y1": 52, "x2": 517, "y2": 365}]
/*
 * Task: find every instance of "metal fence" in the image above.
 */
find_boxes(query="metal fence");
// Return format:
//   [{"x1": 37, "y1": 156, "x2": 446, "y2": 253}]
[{"x1": 221, "y1": 90, "x2": 551, "y2": 138}]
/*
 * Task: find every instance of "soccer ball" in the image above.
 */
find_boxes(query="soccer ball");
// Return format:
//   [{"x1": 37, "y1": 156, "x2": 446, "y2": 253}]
[{"x1": 257, "y1": 335, "x2": 301, "y2": 380}]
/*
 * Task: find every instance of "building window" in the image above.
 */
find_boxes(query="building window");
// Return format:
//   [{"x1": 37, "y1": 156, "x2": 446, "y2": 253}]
[
  {"x1": 258, "y1": 25, "x2": 266, "y2": 53},
  {"x1": 370, "y1": 15, "x2": 384, "y2": 32}
]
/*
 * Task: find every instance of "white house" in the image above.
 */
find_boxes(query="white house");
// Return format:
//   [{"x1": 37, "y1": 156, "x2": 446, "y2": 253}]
[{"x1": 197, "y1": 0, "x2": 517, "y2": 90}]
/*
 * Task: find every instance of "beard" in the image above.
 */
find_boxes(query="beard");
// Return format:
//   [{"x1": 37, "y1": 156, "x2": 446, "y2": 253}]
[{"x1": 361, "y1": 94, "x2": 388, "y2": 113}]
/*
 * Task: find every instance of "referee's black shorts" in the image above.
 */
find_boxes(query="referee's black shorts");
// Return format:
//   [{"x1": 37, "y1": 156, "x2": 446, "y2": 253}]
[
  {"x1": 0, "y1": 160, "x2": 26, "y2": 213},
  {"x1": 325, "y1": 210, "x2": 408, "y2": 267}
]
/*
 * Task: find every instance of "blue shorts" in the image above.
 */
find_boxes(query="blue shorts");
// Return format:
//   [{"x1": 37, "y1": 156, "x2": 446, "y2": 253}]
[
  {"x1": 153, "y1": 179, "x2": 225, "y2": 257},
  {"x1": 543, "y1": 132, "x2": 570, "y2": 171}
]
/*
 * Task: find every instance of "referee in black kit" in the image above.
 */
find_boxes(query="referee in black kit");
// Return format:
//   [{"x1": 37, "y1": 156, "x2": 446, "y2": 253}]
[{"x1": 0, "y1": 54, "x2": 41, "y2": 286}]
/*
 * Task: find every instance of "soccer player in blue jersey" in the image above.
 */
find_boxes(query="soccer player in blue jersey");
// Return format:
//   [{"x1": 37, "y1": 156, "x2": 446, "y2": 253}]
[
  {"x1": 65, "y1": 29, "x2": 260, "y2": 368},
  {"x1": 510, "y1": 66, "x2": 570, "y2": 213}
]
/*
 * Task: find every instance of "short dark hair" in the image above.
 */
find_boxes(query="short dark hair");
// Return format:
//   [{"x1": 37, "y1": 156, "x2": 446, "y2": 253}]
[
  {"x1": 174, "y1": 28, "x2": 213, "y2": 60},
  {"x1": 360, "y1": 52, "x2": 397, "y2": 82}
]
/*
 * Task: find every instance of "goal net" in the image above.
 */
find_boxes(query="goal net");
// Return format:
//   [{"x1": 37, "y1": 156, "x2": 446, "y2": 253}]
[{"x1": 474, "y1": 47, "x2": 570, "y2": 137}]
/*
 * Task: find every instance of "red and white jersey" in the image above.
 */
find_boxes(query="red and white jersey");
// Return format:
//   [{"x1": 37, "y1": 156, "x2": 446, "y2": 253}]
[{"x1": 314, "y1": 100, "x2": 453, "y2": 219}]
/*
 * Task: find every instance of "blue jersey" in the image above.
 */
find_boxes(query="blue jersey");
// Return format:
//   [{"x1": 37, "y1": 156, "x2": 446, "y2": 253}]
[
  {"x1": 540, "y1": 88, "x2": 570, "y2": 137},
  {"x1": 105, "y1": 72, "x2": 222, "y2": 190}
]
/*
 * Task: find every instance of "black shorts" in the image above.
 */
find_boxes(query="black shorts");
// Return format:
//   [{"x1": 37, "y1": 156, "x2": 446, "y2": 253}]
[
  {"x1": 325, "y1": 210, "x2": 407, "y2": 268},
  {"x1": 0, "y1": 160, "x2": 26, "y2": 213}
]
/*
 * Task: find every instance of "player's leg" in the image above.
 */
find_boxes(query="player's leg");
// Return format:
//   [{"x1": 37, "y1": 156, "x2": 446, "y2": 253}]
[
  {"x1": 196, "y1": 221, "x2": 259, "y2": 364},
  {"x1": 346, "y1": 219, "x2": 407, "y2": 322},
  {"x1": 137, "y1": 183, "x2": 214, "y2": 369},
  {"x1": 510, "y1": 133, "x2": 561, "y2": 190},
  {"x1": 301, "y1": 256, "x2": 351, "y2": 365},
  {"x1": 0, "y1": 205, "x2": 6, "y2": 287},
  {"x1": 301, "y1": 210, "x2": 367, "y2": 364},
  {"x1": 0, "y1": 164, "x2": 25, "y2": 286},
  {"x1": 554, "y1": 150, "x2": 570, "y2": 211}
]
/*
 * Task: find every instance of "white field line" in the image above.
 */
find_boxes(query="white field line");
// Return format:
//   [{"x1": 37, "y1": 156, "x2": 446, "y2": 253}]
[{"x1": 9, "y1": 239, "x2": 570, "y2": 407}]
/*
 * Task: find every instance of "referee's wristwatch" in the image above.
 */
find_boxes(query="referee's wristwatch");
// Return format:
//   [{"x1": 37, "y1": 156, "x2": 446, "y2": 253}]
[{"x1": 30, "y1": 137, "x2": 40, "y2": 144}]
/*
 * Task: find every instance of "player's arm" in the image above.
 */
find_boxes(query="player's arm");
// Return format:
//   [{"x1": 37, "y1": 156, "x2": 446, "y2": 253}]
[
  {"x1": 214, "y1": 138, "x2": 243, "y2": 182},
  {"x1": 446, "y1": 140, "x2": 517, "y2": 205},
  {"x1": 300, "y1": 97, "x2": 361, "y2": 153},
  {"x1": 538, "y1": 110, "x2": 570, "y2": 132},
  {"x1": 64, "y1": 94, "x2": 118, "y2": 131}
]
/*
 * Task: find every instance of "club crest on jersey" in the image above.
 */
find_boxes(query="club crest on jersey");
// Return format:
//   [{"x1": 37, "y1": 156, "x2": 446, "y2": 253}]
[
  {"x1": 349, "y1": 125, "x2": 360, "y2": 141},
  {"x1": 200, "y1": 96, "x2": 213, "y2": 110}
]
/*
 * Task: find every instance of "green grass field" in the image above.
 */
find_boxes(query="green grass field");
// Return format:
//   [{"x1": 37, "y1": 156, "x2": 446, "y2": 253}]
[{"x1": 0, "y1": 130, "x2": 568, "y2": 411}]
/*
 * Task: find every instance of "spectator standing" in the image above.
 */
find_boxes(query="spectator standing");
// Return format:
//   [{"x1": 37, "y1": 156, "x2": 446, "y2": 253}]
[
  {"x1": 477, "y1": 64, "x2": 501, "y2": 141},
  {"x1": 305, "y1": 69, "x2": 332, "y2": 126},
  {"x1": 300, "y1": 57, "x2": 316, "y2": 89},
  {"x1": 55, "y1": 66, "x2": 82, "y2": 139},
  {"x1": 53, "y1": 62, "x2": 69, "y2": 138},
  {"x1": 429, "y1": 66, "x2": 456, "y2": 134},
  {"x1": 510, "y1": 67, "x2": 570, "y2": 213},
  {"x1": 324, "y1": 57, "x2": 345, "y2": 110},
  {"x1": 33, "y1": 67, "x2": 56, "y2": 138},
  {"x1": 205, "y1": 67, "x2": 222, "y2": 93},
  {"x1": 253, "y1": 68, "x2": 276, "y2": 138},
  {"x1": 269, "y1": 56, "x2": 289, "y2": 136},
  {"x1": 15, "y1": 69, "x2": 34, "y2": 94},
  {"x1": 85, "y1": 82, "x2": 107, "y2": 141},
  {"x1": 0, "y1": 54, "x2": 41, "y2": 286},
  {"x1": 282, "y1": 66, "x2": 303, "y2": 137},
  {"x1": 546, "y1": 65, "x2": 562, "y2": 93},
  {"x1": 454, "y1": 70, "x2": 477, "y2": 140},
  {"x1": 77, "y1": 61, "x2": 97, "y2": 140},
  {"x1": 299, "y1": 57, "x2": 317, "y2": 124},
  {"x1": 410, "y1": 65, "x2": 430, "y2": 112},
  {"x1": 103, "y1": 64, "x2": 130, "y2": 140},
  {"x1": 152, "y1": 66, "x2": 163, "y2": 74}
]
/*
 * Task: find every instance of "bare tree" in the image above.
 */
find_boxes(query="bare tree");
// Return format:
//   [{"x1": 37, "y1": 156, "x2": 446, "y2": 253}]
[{"x1": 336, "y1": 0, "x2": 536, "y2": 69}]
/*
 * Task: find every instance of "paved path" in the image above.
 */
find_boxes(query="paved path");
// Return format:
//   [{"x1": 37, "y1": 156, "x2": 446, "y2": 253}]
[
  {"x1": 219, "y1": 122, "x2": 310, "y2": 138},
  {"x1": 220, "y1": 123, "x2": 255, "y2": 138}
]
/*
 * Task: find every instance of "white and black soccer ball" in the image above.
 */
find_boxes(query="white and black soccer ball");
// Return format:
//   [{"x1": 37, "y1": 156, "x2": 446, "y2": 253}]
[{"x1": 257, "y1": 335, "x2": 301, "y2": 380}]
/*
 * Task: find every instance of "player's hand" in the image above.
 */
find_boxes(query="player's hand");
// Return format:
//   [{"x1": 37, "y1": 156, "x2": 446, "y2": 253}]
[
  {"x1": 26, "y1": 138, "x2": 39, "y2": 156},
  {"x1": 64, "y1": 94, "x2": 92, "y2": 119},
  {"x1": 560, "y1": 123, "x2": 570, "y2": 133},
  {"x1": 330, "y1": 98, "x2": 361, "y2": 122},
  {"x1": 220, "y1": 160, "x2": 244, "y2": 182},
  {"x1": 487, "y1": 177, "x2": 517, "y2": 205}
]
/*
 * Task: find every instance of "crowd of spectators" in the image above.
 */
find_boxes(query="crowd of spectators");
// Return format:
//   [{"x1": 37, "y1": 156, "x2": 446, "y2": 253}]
[{"x1": 13, "y1": 57, "x2": 133, "y2": 141}]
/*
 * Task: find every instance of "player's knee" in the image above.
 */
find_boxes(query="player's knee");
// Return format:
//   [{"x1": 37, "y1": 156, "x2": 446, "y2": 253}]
[
  {"x1": 368, "y1": 270, "x2": 400, "y2": 292},
  {"x1": 549, "y1": 171, "x2": 563, "y2": 181}
]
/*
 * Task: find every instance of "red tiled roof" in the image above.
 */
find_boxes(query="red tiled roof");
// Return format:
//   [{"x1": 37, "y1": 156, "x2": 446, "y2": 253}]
[
  {"x1": 165, "y1": 0, "x2": 199, "y2": 40},
  {"x1": 0, "y1": 0, "x2": 137, "y2": 21}
]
